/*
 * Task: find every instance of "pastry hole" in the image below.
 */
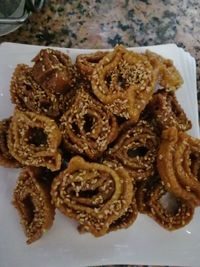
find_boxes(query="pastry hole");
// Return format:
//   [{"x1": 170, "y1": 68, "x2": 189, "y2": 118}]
[
  {"x1": 41, "y1": 101, "x2": 51, "y2": 110},
  {"x1": 83, "y1": 114, "x2": 94, "y2": 132},
  {"x1": 77, "y1": 188, "x2": 99, "y2": 198},
  {"x1": 22, "y1": 195, "x2": 35, "y2": 225},
  {"x1": 25, "y1": 84, "x2": 33, "y2": 91},
  {"x1": 116, "y1": 116, "x2": 127, "y2": 125},
  {"x1": 127, "y1": 147, "x2": 148, "y2": 157},
  {"x1": 159, "y1": 192, "x2": 179, "y2": 216},
  {"x1": 106, "y1": 75, "x2": 112, "y2": 86},
  {"x1": 153, "y1": 104, "x2": 160, "y2": 112},
  {"x1": 28, "y1": 127, "x2": 47, "y2": 146},
  {"x1": 189, "y1": 153, "x2": 200, "y2": 179},
  {"x1": 1, "y1": 131, "x2": 7, "y2": 149},
  {"x1": 118, "y1": 74, "x2": 127, "y2": 88},
  {"x1": 72, "y1": 122, "x2": 80, "y2": 134}
]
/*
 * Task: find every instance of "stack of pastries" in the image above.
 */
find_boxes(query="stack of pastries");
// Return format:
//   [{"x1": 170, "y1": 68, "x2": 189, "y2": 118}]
[{"x1": 0, "y1": 45, "x2": 199, "y2": 244}]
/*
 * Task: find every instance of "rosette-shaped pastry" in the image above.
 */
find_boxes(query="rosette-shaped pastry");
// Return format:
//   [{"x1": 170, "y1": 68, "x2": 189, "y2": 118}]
[
  {"x1": 91, "y1": 45, "x2": 158, "y2": 122},
  {"x1": 0, "y1": 118, "x2": 20, "y2": 168},
  {"x1": 146, "y1": 50, "x2": 183, "y2": 91},
  {"x1": 76, "y1": 51, "x2": 108, "y2": 80},
  {"x1": 13, "y1": 167, "x2": 55, "y2": 244},
  {"x1": 157, "y1": 127, "x2": 200, "y2": 206},
  {"x1": 51, "y1": 156, "x2": 134, "y2": 237},
  {"x1": 60, "y1": 88, "x2": 118, "y2": 160},
  {"x1": 10, "y1": 64, "x2": 72, "y2": 118},
  {"x1": 103, "y1": 160, "x2": 138, "y2": 232},
  {"x1": 136, "y1": 177, "x2": 194, "y2": 230},
  {"x1": 31, "y1": 48, "x2": 77, "y2": 93},
  {"x1": 148, "y1": 90, "x2": 191, "y2": 131},
  {"x1": 108, "y1": 200, "x2": 138, "y2": 232},
  {"x1": 8, "y1": 109, "x2": 62, "y2": 171},
  {"x1": 107, "y1": 120, "x2": 159, "y2": 181}
]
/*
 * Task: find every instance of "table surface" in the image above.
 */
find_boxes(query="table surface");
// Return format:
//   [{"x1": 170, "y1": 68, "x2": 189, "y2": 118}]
[{"x1": 0, "y1": 0, "x2": 199, "y2": 266}]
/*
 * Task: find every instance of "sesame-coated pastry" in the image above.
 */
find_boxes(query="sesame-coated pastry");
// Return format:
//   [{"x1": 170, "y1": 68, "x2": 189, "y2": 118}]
[
  {"x1": 91, "y1": 45, "x2": 158, "y2": 122},
  {"x1": 13, "y1": 167, "x2": 55, "y2": 244},
  {"x1": 157, "y1": 127, "x2": 200, "y2": 206},
  {"x1": 0, "y1": 118, "x2": 20, "y2": 168},
  {"x1": 107, "y1": 120, "x2": 159, "y2": 182},
  {"x1": 76, "y1": 51, "x2": 108, "y2": 80},
  {"x1": 136, "y1": 177, "x2": 194, "y2": 230},
  {"x1": 8, "y1": 109, "x2": 62, "y2": 171},
  {"x1": 3, "y1": 47, "x2": 200, "y2": 242},
  {"x1": 10, "y1": 64, "x2": 74, "y2": 118},
  {"x1": 60, "y1": 87, "x2": 118, "y2": 160},
  {"x1": 145, "y1": 50, "x2": 183, "y2": 91},
  {"x1": 147, "y1": 90, "x2": 192, "y2": 131},
  {"x1": 103, "y1": 160, "x2": 138, "y2": 232},
  {"x1": 31, "y1": 48, "x2": 78, "y2": 94},
  {"x1": 51, "y1": 156, "x2": 133, "y2": 237}
]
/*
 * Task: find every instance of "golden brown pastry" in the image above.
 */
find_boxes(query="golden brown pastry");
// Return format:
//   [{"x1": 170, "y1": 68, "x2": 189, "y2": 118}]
[
  {"x1": 8, "y1": 109, "x2": 62, "y2": 171},
  {"x1": 107, "y1": 120, "x2": 159, "y2": 182},
  {"x1": 136, "y1": 177, "x2": 194, "y2": 230},
  {"x1": 157, "y1": 127, "x2": 200, "y2": 206},
  {"x1": 0, "y1": 118, "x2": 20, "y2": 168},
  {"x1": 76, "y1": 51, "x2": 108, "y2": 80},
  {"x1": 103, "y1": 160, "x2": 138, "y2": 232},
  {"x1": 10, "y1": 64, "x2": 74, "y2": 118},
  {"x1": 146, "y1": 50, "x2": 183, "y2": 91},
  {"x1": 13, "y1": 167, "x2": 55, "y2": 244},
  {"x1": 91, "y1": 45, "x2": 158, "y2": 122},
  {"x1": 31, "y1": 48, "x2": 78, "y2": 93},
  {"x1": 60, "y1": 88, "x2": 118, "y2": 160},
  {"x1": 51, "y1": 156, "x2": 133, "y2": 237},
  {"x1": 148, "y1": 90, "x2": 191, "y2": 131}
]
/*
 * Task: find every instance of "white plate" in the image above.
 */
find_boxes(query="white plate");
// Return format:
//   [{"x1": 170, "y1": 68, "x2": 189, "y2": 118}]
[{"x1": 0, "y1": 42, "x2": 200, "y2": 267}]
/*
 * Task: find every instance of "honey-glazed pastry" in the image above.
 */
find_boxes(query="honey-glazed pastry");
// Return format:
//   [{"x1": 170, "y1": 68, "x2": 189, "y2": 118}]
[
  {"x1": 136, "y1": 177, "x2": 194, "y2": 230},
  {"x1": 10, "y1": 64, "x2": 73, "y2": 118},
  {"x1": 107, "y1": 120, "x2": 159, "y2": 182},
  {"x1": 31, "y1": 48, "x2": 78, "y2": 94},
  {"x1": 91, "y1": 45, "x2": 158, "y2": 122},
  {"x1": 148, "y1": 90, "x2": 191, "y2": 131},
  {"x1": 0, "y1": 118, "x2": 20, "y2": 168},
  {"x1": 8, "y1": 109, "x2": 62, "y2": 171},
  {"x1": 103, "y1": 160, "x2": 138, "y2": 232},
  {"x1": 60, "y1": 88, "x2": 118, "y2": 160},
  {"x1": 146, "y1": 50, "x2": 183, "y2": 91},
  {"x1": 108, "y1": 201, "x2": 138, "y2": 232},
  {"x1": 76, "y1": 51, "x2": 108, "y2": 80},
  {"x1": 157, "y1": 127, "x2": 200, "y2": 206},
  {"x1": 51, "y1": 156, "x2": 133, "y2": 237},
  {"x1": 13, "y1": 167, "x2": 55, "y2": 244}
]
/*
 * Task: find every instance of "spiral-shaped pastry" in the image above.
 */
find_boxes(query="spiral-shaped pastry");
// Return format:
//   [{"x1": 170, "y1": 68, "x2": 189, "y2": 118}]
[
  {"x1": 8, "y1": 109, "x2": 62, "y2": 171},
  {"x1": 13, "y1": 167, "x2": 55, "y2": 244},
  {"x1": 157, "y1": 127, "x2": 200, "y2": 206},
  {"x1": 91, "y1": 45, "x2": 158, "y2": 122},
  {"x1": 51, "y1": 156, "x2": 133, "y2": 237},
  {"x1": 10, "y1": 64, "x2": 74, "y2": 118},
  {"x1": 103, "y1": 160, "x2": 138, "y2": 232},
  {"x1": 60, "y1": 88, "x2": 118, "y2": 160},
  {"x1": 107, "y1": 120, "x2": 159, "y2": 181},
  {"x1": 0, "y1": 118, "x2": 20, "y2": 168},
  {"x1": 148, "y1": 90, "x2": 191, "y2": 131},
  {"x1": 136, "y1": 177, "x2": 194, "y2": 230}
]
